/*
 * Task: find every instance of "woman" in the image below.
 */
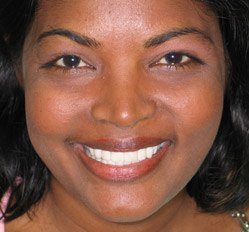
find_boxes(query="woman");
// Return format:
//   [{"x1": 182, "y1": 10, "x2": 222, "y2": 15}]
[{"x1": 0, "y1": 0, "x2": 249, "y2": 231}]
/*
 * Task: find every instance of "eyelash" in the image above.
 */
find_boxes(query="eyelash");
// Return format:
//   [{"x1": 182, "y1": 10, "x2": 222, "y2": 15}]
[
  {"x1": 40, "y1": 55, "x2": 95, "y2": 73},
  {"x1": 40, "y1": 52, "x2": 205, "y2": 73},
  {"x1": 150, "y1": 52, "x2": 205, "y2": 70}
]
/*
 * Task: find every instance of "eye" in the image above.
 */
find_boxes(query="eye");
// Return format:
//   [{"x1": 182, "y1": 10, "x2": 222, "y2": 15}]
[
  {"x1": 55, "y1": 55, "x2": 87, "y2": 68},
  {"x1": 157, "y1": 52, "x2": 190, "y2": 66},
  {"x1": 149, "y1": 52, "x2": 205, "y2": 71}
]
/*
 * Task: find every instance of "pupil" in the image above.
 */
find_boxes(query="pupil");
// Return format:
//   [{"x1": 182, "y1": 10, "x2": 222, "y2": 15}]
[
  {"x1": 64, "y1": 55, "x2": 80, "y2": 67},
  {"x1": 166, "y1": 53, "x2": 182, "y2": 64}
]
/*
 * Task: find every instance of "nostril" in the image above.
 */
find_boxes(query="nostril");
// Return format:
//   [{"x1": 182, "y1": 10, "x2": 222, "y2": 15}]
[
  {"x1": 110, "y1": 112, "x2": 148, "y2": 129},
  {"x1": 91, "y1": 98, "x2": 156, "y2": 129}
]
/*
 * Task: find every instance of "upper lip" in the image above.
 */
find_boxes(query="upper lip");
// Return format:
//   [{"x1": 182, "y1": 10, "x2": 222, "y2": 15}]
[{"x1": 80, "y1": 137, "x2": 171, "y2": 152}]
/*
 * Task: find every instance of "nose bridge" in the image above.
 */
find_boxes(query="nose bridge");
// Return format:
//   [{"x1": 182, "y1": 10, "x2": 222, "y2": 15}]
[{"x1": 91, "y1": 69, "x2": 156, "y2": 128}]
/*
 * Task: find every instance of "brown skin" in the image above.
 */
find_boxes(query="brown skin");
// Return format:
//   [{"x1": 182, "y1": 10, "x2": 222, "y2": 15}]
[{"x1": 6, "y1": 0, "x2": 241, "y2": 231}]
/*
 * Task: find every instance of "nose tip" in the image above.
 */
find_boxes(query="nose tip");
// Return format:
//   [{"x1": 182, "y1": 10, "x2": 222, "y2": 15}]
[{"x1": 91, "y1": 89, "x2": 156, "y2": 128}]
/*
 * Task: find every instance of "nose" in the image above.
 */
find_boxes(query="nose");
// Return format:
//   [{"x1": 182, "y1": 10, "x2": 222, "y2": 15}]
[{"x1": 91, "y1": 79, "x2": 156, "y2": 129}]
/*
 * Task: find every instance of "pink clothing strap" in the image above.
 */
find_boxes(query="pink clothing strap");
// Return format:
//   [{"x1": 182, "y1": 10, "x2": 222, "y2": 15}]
[{"x1": 0, "y1": 190, "x2": 11, "y2": 232}]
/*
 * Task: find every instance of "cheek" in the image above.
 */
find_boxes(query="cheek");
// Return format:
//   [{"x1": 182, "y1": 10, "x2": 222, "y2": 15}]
[
  {"x1": 175, "y1": 82, "x2": 224, "y2": 142},
  {"x1": 149, "y1": 75, "x2": 225, "y2": 186},
  {"x1": 168, "y1": 79, "x2": 224, "y2": 175},
  {"x1": 25, "y1": 83, "x2": 86, "y2": 140},
  {"x1": 24, "y1": 82, "x2": 94, "y2": 199}
]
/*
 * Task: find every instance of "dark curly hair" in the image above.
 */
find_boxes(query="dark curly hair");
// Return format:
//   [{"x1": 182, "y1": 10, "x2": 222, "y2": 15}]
[{"x1": 0, "y1": 0, "x2": 249, "y2": 222}]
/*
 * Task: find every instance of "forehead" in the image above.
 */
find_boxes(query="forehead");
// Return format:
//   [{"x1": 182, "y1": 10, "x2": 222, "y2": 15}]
[{"x1": 33, "y1": 0, "x2": 218, "y2": 43}]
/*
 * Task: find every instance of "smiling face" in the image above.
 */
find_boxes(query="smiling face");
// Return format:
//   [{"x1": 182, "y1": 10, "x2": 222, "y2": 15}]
[{"x1": 21, "y1": 0, "x2": 225, "y2": 226}]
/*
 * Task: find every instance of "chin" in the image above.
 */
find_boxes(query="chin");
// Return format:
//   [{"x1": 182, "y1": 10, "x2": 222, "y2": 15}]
[
  {"x1": 90, "y1": 199, "x2": 161, "y2": 224},
  {"x1": 98, "y1": 210, "x2": 153, "y2": 223}
]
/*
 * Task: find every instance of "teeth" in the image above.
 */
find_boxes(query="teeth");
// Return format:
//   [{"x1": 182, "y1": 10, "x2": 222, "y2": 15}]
[
  {"x1": 102, "y1": 150, "x2": 111, "y2": 161},
  {"x1": 138, "y1": 149, "x2": 146, "y2": 161},
  {"x1": 95, "y1": 149, "x2": 102, "y2": 159},
  {"x1": 111, "y1": 152, "x2": 124, "y2": 165},
  {"x1": 146, "y1": 147, "x2": 153, "y2": 158},
  {"x1": 84, "y1": 142, "x2": 166, "y2": 166}
]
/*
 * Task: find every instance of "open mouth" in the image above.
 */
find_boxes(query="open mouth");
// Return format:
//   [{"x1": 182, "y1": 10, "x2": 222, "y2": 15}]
[
  {"x1": 84, "y1": 142, "x2": 165, "y2": 166},
  {"x1": 72, "y1": 138, "x2": 172, "y2": 182}
]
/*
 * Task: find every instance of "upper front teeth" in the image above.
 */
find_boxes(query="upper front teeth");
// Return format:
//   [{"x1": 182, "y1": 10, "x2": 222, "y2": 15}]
[{"x1": 84, "y1": 142, "x2": 165, "y2": 166}]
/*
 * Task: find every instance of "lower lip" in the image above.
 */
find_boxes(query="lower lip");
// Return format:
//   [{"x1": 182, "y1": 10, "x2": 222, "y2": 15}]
[{"x1": 73, "y1": 142, "x2": 171, "y2": 182}]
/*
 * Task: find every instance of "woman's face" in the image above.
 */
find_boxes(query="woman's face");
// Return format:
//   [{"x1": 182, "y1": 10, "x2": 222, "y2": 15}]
[{"x1": 22, "y1": 0, "x2": 225, "y2": 223}]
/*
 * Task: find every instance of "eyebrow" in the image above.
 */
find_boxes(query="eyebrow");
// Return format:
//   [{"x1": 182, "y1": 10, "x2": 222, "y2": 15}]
[
  {"x1": 37, "y1": 27, "x2": 214, "y2": 49},
  {"x1": 37, "y1": 28, "x2": 102, "y2": 48},
  {"x1": 144, "y1": 27, "x2": 214, "y2": 48}
]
